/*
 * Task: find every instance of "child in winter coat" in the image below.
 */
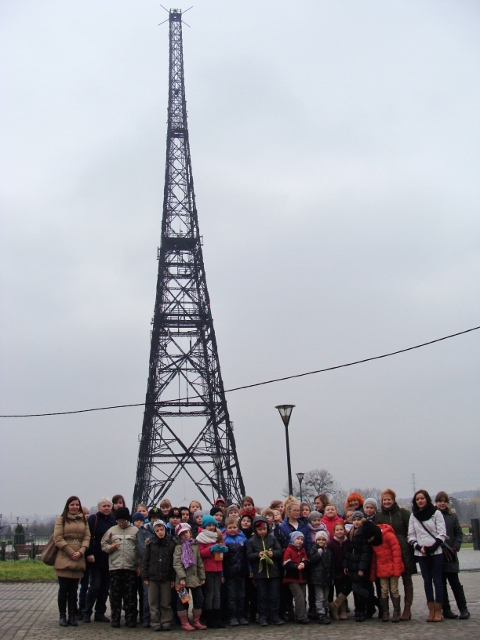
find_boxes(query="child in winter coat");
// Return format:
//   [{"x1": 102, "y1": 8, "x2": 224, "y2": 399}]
[
  {"x1": 282, "y1": 532, "x2": 310, "y2": 624},
  {"x1": 172, "y1": 523, "x2": 206, "y2": 631},
  {"x1": 222, "y1": 516, "x2": 249, "y2": 626},
  {"x1": 343, "y1": 511, "x2": 372, "y2": 622},
  {"x1": 363, "y1": 520, "x2": 404, "y2": 623},
  {"x1": 247, "y1": 517, "x2": 284, "y2": 627},
  {"x1": 308, "y1": 530, "x2": 334, "y2": 624},
  {"x1": 196, "y1": 514, "x2": 228, "y2": 628},
  {"x1": 101, "y1": 508, "x2": 139, "y2": 628},
  {"x1": 141, "y1": 519, "x2": 176, "y2": 631},
  {"x1": 306, "y1": 510, "x2": 329, "y2": 618},
  {"x1": 328, "y1": 522, "x2": 351, "y2": 620},
  {"x1": 133, "y1": 511, "x2": 153, "y2": 627}
]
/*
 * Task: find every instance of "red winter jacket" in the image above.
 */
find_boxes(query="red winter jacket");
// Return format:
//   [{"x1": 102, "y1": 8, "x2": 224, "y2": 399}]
[
  {"x1": 282, "y1": 544, "x2": 309, "y2": 584},
  {"x1": 321, "y1": 513, "x2": 344, "y2": 539},
  {"x1": 197, "y1": 541, "x2": 224, "y2": 573},
  {"x1": 371, "y1": 524, "x2": 404, "y2": 578}
]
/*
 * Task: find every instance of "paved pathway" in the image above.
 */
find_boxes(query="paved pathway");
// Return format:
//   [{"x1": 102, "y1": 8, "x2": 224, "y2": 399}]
[{"x1": 0, "y1": 572, "x2": 479, "y2": 640}]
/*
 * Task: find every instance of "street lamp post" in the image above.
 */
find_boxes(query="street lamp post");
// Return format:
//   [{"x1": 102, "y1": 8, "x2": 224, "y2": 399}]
[
  {"x1": 296, "y1": 472, "x2": 305, "y2": 502},
  {"x1": 275, "y1": 404, "x2": 295, "y2": 497}
]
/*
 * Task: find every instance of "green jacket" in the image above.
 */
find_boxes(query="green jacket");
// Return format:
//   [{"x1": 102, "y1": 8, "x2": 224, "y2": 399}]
[{"x1": 173, "y1": 540, "x2": 205, "y2": 588}]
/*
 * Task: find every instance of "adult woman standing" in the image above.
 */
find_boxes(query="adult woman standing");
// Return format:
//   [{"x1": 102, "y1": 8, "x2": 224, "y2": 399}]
[
  {"x1": 345, "y1": 493, "x2": 364, "y2": 514},
  {"x1": 53, "y1": 496, "x2": 90, "y2": 627},
  {"x1": 408, "y1": 489, "x2": 446, "y2": 622},
  {"x1": 435, "y1": 491, "x2": 470, "y2": 619},
  {"x1": 375, "y1": 488, "x2": 416, "y2": 620}
]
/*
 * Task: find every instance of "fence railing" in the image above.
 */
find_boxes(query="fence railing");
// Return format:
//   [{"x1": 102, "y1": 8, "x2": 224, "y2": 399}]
[{"x1": 0, "y1": 534, "x2": 51, "y2": 561}]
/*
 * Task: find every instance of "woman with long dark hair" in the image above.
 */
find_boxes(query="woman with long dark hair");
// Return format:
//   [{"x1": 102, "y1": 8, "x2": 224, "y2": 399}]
[
  {"x1": 53, "y1": 496, "x2": 90, "y2": 626},
  {"x1": 408, "y1": 489, "x2": 446, "y2": 622}
]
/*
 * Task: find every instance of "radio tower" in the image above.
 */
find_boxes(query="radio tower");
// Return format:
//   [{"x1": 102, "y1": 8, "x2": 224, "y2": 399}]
[{"x1": 132, "y1": 9, "x2": 245, "y2": 508}]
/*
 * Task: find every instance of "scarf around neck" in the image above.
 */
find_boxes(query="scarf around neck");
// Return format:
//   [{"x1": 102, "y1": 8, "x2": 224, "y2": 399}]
[
  {"x1": 180, "y1": 539, "x2": 195, "y2": 569},
  {"x1": 413, "y1": 503, "x2": 436, "y2": 522},
  {"x1": 196, "y1": 529, "x2": 219, "y2": 545}
]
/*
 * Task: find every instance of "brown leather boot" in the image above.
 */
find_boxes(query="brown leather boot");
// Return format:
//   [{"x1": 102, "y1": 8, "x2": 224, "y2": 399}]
[
  {"x1": 391, "y1": 596, "x2": 401, "y2": 623},
  {"x1": 433, "y1": 602, "x2": 443, "y2": 622},
  {"x1": 426, "y1": 602, "x2": 435, "y2": 622},
  {"x1": 330, "y1": 593, "x2": 346, "y2": 620},
  {"x1": 381, "y1": 598, "x2": 390, "y2": 622},
  {"x1": 400, "y1": 576, "x2": 413, "y2": 621}
]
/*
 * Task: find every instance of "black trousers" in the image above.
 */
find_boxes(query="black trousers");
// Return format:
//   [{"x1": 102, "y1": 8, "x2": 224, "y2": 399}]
[
  {"x1": 256, "y1": 578, "x2": 281, "y2": 623},
  {"x1": 58, "y1": 577, "x2": 79, "y2": 616},
  {"x1": 83, "y1": 564, "x2": 110, "y2": 616},
  {"x1": 442, "y1": 572, "x2": 467, "y2": 611}
]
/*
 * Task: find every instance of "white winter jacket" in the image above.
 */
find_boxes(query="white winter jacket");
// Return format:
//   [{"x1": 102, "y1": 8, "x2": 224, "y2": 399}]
[{"x1": 407, "y1": 510, "x2": 446, "y2": 557}]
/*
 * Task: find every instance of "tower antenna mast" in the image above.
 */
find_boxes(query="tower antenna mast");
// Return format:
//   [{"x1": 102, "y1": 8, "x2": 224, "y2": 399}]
[{"x1": 133, "y1": 9, "x2": 245, "y2": 507}]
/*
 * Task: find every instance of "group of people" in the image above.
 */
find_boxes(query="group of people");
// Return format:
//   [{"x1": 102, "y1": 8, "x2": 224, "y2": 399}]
[{"x1": 51, "y1": 488, "x2": 471, "y2": 629}]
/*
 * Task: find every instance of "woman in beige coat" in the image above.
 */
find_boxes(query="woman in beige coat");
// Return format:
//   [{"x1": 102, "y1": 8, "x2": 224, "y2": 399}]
[{"x1": 53, "y1": 496, "x2": 90, "y2": 627}]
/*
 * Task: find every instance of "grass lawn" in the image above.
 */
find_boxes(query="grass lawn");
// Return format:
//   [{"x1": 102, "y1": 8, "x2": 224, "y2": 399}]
[{"x1": 0, "y1": 560, "x2": 55, "y2": 581}]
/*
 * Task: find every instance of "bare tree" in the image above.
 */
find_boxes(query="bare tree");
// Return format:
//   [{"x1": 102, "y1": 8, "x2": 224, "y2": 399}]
[{"x1": 283, "y1": 469, "x2": 339, "y2": 503}]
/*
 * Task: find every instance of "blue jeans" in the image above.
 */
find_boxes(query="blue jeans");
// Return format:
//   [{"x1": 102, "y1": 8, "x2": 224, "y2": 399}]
[
  {"x1": 256, "y1": 578, "x2": 281, "y2": 623},
  {"x1": 226, "y1": 577, "x2": 246, "y2": 619},
  {"x1": 418, "y1": 554, "x2": 444, "y2": 603}
]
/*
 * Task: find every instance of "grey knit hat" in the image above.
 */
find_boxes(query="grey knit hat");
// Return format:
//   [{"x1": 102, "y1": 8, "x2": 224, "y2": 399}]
[
  {"x1": 364, "y1": 497, "x2": 378, "y2": 511},
  {"x1": 308, "y1": 511, "x2": 322, "y2": 523},
  {"x1": 351, "y1": 510, "x2": 364, "y2": 520}
]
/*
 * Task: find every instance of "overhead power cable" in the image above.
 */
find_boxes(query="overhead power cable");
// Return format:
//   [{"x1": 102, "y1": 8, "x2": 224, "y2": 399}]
[{"x1": 1, "y1": 324, "x2": 478, "y2": 419}]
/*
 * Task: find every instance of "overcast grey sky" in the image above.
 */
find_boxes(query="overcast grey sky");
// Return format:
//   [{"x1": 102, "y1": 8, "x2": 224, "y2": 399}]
[{"x1": 1, "y1": 0, "x2": 479, "y2": 517}]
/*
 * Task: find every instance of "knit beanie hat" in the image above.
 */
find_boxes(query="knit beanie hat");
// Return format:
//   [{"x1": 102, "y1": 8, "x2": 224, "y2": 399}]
[
  {"x1": 148, "y1": 507, "x2": 161, "y2": 520},
  {"x1": 201, "y1": 515, "x2": 217, "y2": 529},
  {"x1": 351, "y1": 510, "x2": 364, "y2": 520},
  {"x1": 194, "y1": 510, "x2": 205, "y2": 520},
  {"x1": 364, "y1": 497, "x2": 378, "y2": 511},
  {"x1": 315, "y1": 530, "x2": 329, "y2": 542},
  {"x1": 289, "y1": 531, "x2": 304, "y2": 543},
  {"x1": 308, "y1": 511, "x2": 322, "y2": 523},
  {"x1": 153, "y1": 519, "x2": 167, "y2": 529},
  {"x1": 115, "y1": 507, "x2": 131, "y2": 522},
  {"x1": 210, "y1": 506, "x2": 223, "y2": 517},
  {"x1": 226, "y1": 505, "x2": 239, "y2": 516},
  {"x1": 175, "y1": 522, "x2": 191, "y2": 536},
  {"x1": 132, "y1": 512, "x2": 145, "y2": 523}
]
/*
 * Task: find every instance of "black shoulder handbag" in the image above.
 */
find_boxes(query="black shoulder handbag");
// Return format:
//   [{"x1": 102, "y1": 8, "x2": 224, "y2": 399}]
[{"x1": 419, "y1": 520, "x2": 457, "y2": 563}]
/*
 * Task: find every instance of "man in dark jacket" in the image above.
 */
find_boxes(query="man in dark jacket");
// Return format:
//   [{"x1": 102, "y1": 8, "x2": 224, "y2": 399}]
[
  {"x1": 246, "y1": 517, "x2": 284, "y2": 626},
  {"x1": 82, "y1": 497, "x2": 116, "y2": 623}
]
